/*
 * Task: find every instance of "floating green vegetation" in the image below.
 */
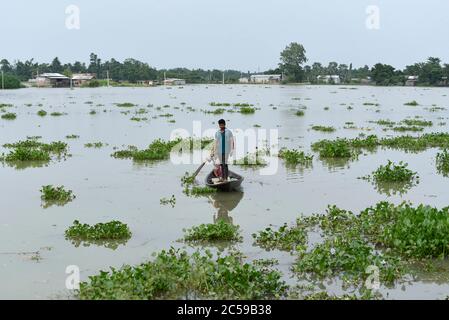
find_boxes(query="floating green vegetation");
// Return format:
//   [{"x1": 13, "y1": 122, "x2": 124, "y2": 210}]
[
  {"x1": 65, "y1": 134, "x2": 80, "y2": 139},
  {"x1": 89, "y1": 110, "x2": 97, "y2": 115},
  {"x1": 360, "y1": 202, "x2": 449, "y2": 259},
  {"x1": 50, "y1": 112, "x2": 66, "y2": 116},
  {"x1": 427, "y1": 106, "x2": 446, "y2": 112},
  {"x1": 234, "y1": 103, "x2": 253, "y2": 107},
  {"x1": 0, "y1": 139, "x2": 68, "y2": 164},
  {"x1": 372, "y1": 160, "x2": 418, "y2": 183},
  {"x1": 312, "y1": 133, "x2": 449, "y2": 156},
  {"x1": 160, "y1": 195, "x2": 176, "y2": 207},
  {"x1": 37, "y1": 110, "x2": 47, "y2": 117},
  {"x1": 185, "y1": 186, "x2": 217, "y2": 197},
  {"x1": 392, "y1": 126, "x2": 424, "y2": 132},
  {"x1": 239, "y1": 106, "x2": 256, "y2": 114},
  {"x1": 85, "y1": 142, "x2": 107, "y2": 148},
  {"x1": 181, "y1": 172, "x2": 195, "y2": 185},
  {"x1": 209, "y1": 102, "x2": 231, "y2": 107},
  {"x1": 112, "y1": 139, "x2": 181, "y2": 161},
  {"x1": 294, "y1": 235, "x2": 404, "y2": 285},
  {"x1": 252, "y1": 223, "x2": 307, "y2": 252},
  {"x1": 115, "y1": 102, "x2": 136, "y2": 107},
  {"x1": 402, "y1": 119, "x2": 433, "y2": 127},
  {"x1": 77, "y1": 248, "x2": 287, "y2": 300},
  {"x1": 1, "y1": 112, "x2": 16, "y2": 120},
  {"x1": 404, "y1": 100, "x2": 419, "y2": 106},
  {"x1": 363, "y1": 102, "x2": 380, "y2": 106},
  {"x1": 436, "y1": 149, "x2": 449, "y2": 177},
  {"x1": 311, "y1": 138, "x2": 355, "y2": 158},
  {"x1": 252, "y1": 204, "x2": 412, "y2": 287},
  {"x1": 183, "y1": 220, "x2": 242, "y2": 243},
  {"x1": 40, "y1": 185, "x2": 75, "y2": 207},
  {"x1": 65, "y1": 220, "x2": 131, "y2": 241},
  {"x1": 295, "y1": 110, "x2": 305, "y2": 116},
  {"x1": 311, "y1": 125, "x2": 336, "y2": 133},
  {"x1": 301, "y1": 292, "x2": 373, "y2": 300},
  {"x1": 203, "y1": 108, "x2": 225, "y2": 115},
  {"x1": 0, "y1": 103, "x2": 13, "y2": 108},
  {"x1": 233, "y1": 151, "x2": 267, "y2": 167},
  {"x1": 130, "y1": 116, "x2": 148, "y2": 121},
  {"x1": 278, "y1": 149, "x2": 313, "y2": 166},
  {"x1": 370, "y1": 119, "x2": 396, "y2": 126}
]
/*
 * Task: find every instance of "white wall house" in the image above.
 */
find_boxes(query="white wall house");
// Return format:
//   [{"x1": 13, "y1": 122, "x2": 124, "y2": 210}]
[
  {"x1": 163, "y1": 78, "x2": 186, "y2": 85},
  {"x1": 317, "y1": 75, "x2": 341, "y2": 84}
]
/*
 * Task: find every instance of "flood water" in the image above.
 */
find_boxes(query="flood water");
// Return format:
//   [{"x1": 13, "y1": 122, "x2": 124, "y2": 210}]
[{"x1": 1, "y1": 84, "x2": 449, "y2": 299}]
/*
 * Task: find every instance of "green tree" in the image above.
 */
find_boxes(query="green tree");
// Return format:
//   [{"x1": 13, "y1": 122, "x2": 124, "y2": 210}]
[
  {"x1": 371, "y1": 63, "x2": 403, "y2": 86},
  {"x1": 1, "y1": 73, "x2": 22, "y2": 89},
  {"x1": 279, "y1": 42, "x2": 307, "y2": 82},
  {"x1": 50, "y1": 57, "x2": 63, "y2": 73}
]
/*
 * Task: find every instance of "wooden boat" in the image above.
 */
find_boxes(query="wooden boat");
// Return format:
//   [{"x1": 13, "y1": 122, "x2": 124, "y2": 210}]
[{"x1": 205, "y1": 170, "x2": 244, "y2": 192}]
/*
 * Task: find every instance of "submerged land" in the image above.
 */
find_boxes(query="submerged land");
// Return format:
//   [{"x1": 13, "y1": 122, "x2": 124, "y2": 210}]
[{"x1": 1, "y1": 84, "x2": 449, "y2": 299}]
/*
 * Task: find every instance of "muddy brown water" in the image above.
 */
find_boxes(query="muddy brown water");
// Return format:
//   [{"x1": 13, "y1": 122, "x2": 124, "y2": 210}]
[{"x1": 1, "y1": 85, "x2": 449, "y2": 299}]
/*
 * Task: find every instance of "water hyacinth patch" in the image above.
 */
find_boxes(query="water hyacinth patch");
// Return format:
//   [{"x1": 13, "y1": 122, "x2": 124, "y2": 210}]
[
  {"x1": 278, "y1": 149, "x2": 313, "y2": 166},
  {"x1": 0, "y1": 139, "x2": 68, "y2": 163},
  {"x1": 371, "y1": 160, "x2": 418, "y2": 183},
  {"x1": 312, "y1": 133, "x2": 449, "y2": 155},
  {"x1": 252, "y1": 223, "x2": 307, "y2": 252},
  {"x1": 40, "y1": 185, "x2": 75, "y2": 207},
  {"x1": 402, "y1": 119, "x2": 433, "y2": 127},
  {"x1": 311, "y1": 125, "x2": 336, "y2": 132},
  {"x1": 404, "y1": 100, "x2": 419, "y2": 106},
  {"x1": 112, "y1": 139, "x2": 181, "y2": 161},
  {"x1": 115, "y1": 102, "x2": 136, "y2": 107},
  {"x1": 1, "y1": 112, "x2": 17, "y2": 120},
  {"x1": 233, "y1": 152, "x2": 267, "y2": 167},
  {"x1": 294, "y1": 235, "x2": 404, "y2": 285},
  {"x1": 311, "y1": 138, "x2": 355, "y2": 158},
  {"x1": 65, "y1": 220, "x2": 131, "y2": 241},
  {"x1": 238, "y1": 106, "x2": 256, "y2": 114},
  {"x1": 183, "y1": 220, "x2": 242, "y2": 243},
  {"x1": 359, "y1": 202, "x2": 449, "y2": 259},
  {"x1": 436, "y1": 149, "x2": 449, "y2": 176},
  {"x1": 37, "y1": 110, "x2": 47, "y2": 117},
  {"x1": 160, "y1": 195, "x2": 176, "y2": 207},
  {"x1": 84, "y1": 142, "x2": 107, "y2": 148},
  {"x1": 184, "y1": 186, "x2": 216, "y2": 197},
  {"x1": 77, "y1": 248, "x2": 287, "y2": 300}
]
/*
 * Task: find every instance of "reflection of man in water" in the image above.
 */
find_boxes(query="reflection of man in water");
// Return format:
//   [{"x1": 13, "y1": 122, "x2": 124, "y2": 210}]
[
  {"x1": 211, "y1": 119, "x2": 234, "y2": 181},
  {"x1": 210, "y1": 197, "x2": 233, "y2": 224}
]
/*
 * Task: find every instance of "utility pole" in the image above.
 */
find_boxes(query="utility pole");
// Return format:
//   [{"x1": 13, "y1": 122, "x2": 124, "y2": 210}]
[
  {"x1": 222, "y1": 70, "x2": 225, "y2": 85},
  {"x1": 1, "y1": 71, "x2": 4, "y2": 90},
  {"x1": 107, "y1": 70, "x2": 110, "y2": 87}
]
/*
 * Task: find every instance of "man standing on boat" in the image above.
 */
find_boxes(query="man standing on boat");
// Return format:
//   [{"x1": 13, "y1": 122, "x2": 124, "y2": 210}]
[{"x1": 211, "y1": 119, "x2": 235, "y2": 181}]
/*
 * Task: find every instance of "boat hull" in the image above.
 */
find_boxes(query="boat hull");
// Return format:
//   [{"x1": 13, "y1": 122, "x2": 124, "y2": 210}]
[{"x1": 205, "y1": 170, "x2": 243, "y2": 191}]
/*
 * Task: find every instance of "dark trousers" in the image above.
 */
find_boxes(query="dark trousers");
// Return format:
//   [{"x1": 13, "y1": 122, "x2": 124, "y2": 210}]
[{"x1": 221, "y1": 153, "x2": 229, "y2": 180}]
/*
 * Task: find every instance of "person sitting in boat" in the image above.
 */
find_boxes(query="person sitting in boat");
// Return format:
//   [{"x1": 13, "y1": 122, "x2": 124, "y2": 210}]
[{"x1": 211, "y1": 119, "x2": 235, "y2": 181}]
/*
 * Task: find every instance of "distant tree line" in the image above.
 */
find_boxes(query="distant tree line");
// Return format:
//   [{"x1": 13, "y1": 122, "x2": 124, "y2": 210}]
[
  {"x1": 277, "y1": 42, "x2": 449, "y2": 86},
  {"x1": 1, "y1": 46, "x2": 449, "y2": 88},
  {"x1": 0, "y1": 53, "x2": 242, "y2": 88}
]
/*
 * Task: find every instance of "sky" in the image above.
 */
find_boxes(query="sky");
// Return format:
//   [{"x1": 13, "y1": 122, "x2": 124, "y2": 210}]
[{"x1": 2, "y1": 0, "x2": 449, "y2": 71}]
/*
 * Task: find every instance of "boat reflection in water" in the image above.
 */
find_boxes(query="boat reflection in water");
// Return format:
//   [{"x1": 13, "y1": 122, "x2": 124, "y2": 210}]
[{"x1": 207, "y1": 191, "x2": 244, "y2": 224}]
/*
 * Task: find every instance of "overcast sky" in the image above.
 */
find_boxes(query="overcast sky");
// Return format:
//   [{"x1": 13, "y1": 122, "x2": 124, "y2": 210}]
[{"x1": 3, "y1": 0, "x2": 449, "y2": 71}]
